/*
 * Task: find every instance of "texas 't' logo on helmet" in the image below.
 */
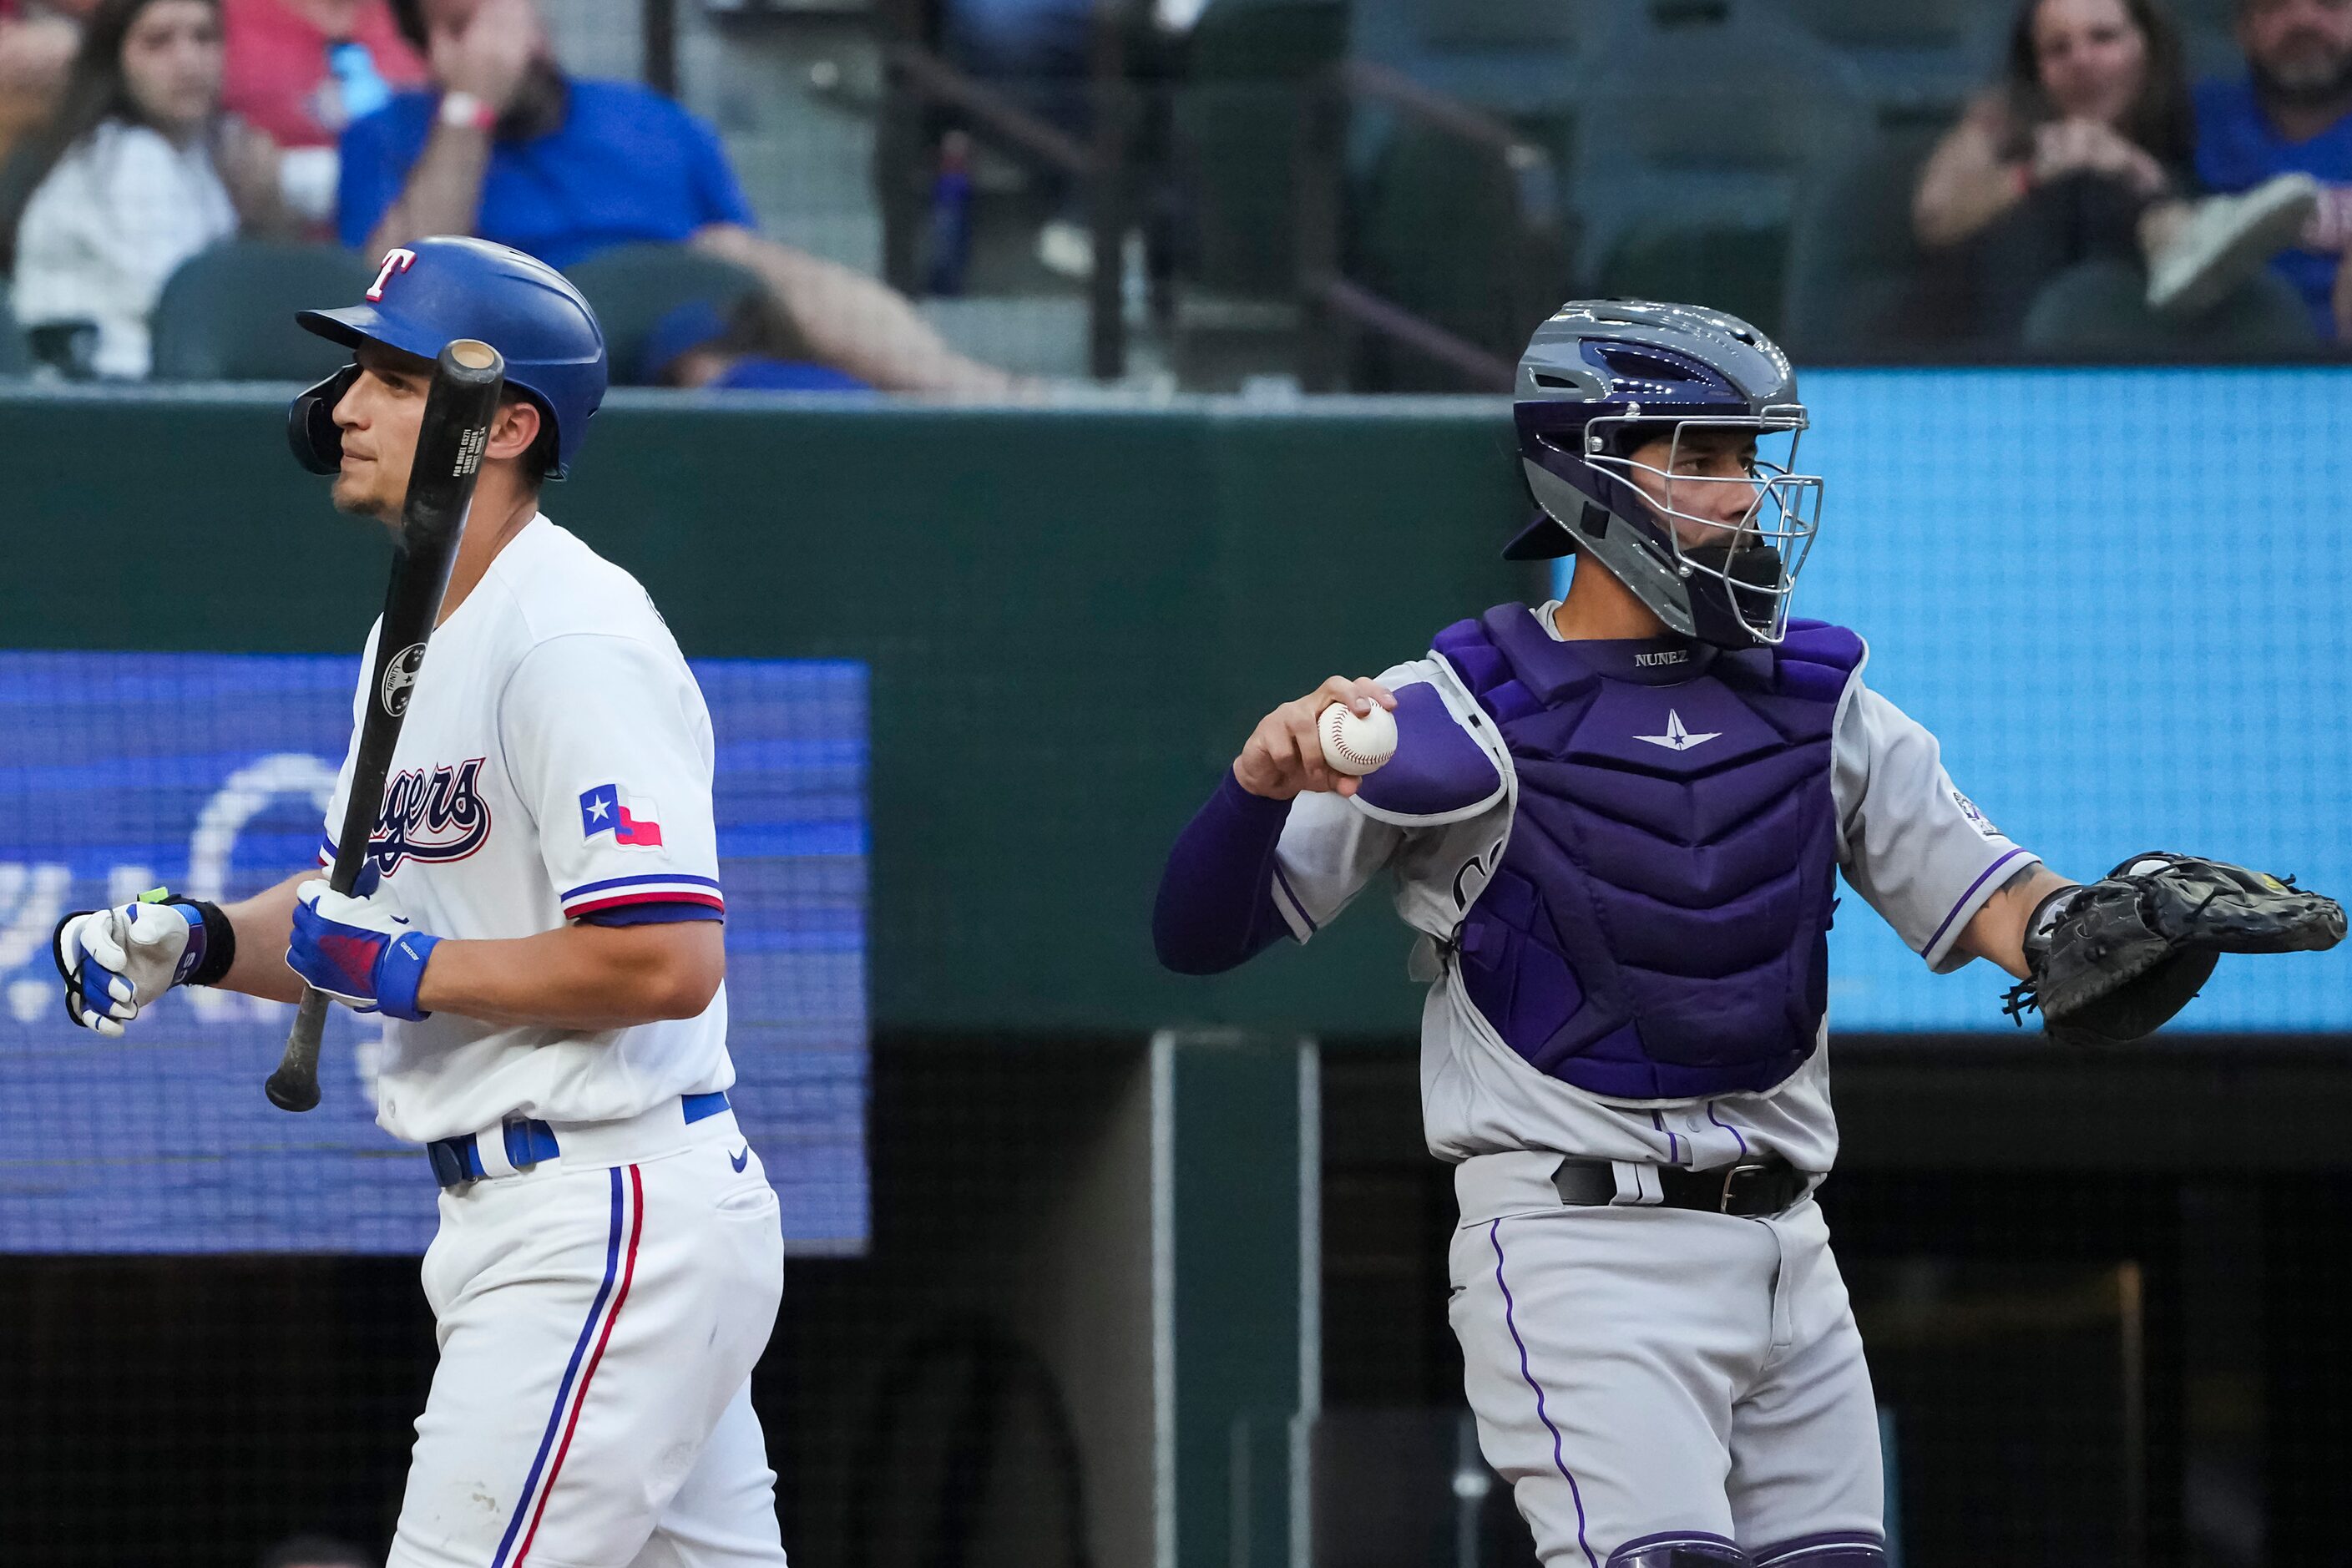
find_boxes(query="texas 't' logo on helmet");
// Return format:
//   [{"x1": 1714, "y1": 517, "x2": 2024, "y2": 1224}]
[{"x1": 367, "y1": 247, "x2": 418, "y2": 301}]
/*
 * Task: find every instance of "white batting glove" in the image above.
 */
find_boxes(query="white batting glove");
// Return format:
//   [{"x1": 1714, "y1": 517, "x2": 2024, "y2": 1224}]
[{"x1": 51, "y1": 898, "x2": 210, "y2": 1036}]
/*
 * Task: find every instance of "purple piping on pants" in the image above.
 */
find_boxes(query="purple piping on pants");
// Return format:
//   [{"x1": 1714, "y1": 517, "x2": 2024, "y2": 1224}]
[
  {"x1": 1922, "y1": 847, "x2": 2031, "y2": 958},
  {"x1": 1705, "y1": 1101, "x2": 1750, "y2": 1159},
  {"x1": 1650, "y1": 1110, "x2": 1682, "y2": 1166},
  {"x1": 1488, "y1": 1218, "x2": 1598, "y2": 1568}
]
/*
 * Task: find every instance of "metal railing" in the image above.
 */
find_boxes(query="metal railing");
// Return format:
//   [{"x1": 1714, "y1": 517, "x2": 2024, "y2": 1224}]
[
  {"x1": 872, "y1": 0, "x2": 1138, "y2": 380},
  {"x1": 664, "y1": 0, "x2": 1562, "y2": 391},
  {"x1": 1295, "y1": 60, "x2": 1568, "y2": 392}
]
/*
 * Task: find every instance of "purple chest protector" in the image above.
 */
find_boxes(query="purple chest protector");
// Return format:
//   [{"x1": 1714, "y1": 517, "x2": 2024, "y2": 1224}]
[{"x1": 1433, "y1": 604, "x2": 1864, "y2": 1100}]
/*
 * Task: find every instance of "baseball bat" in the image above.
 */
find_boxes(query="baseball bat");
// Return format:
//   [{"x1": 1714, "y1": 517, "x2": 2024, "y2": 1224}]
[{"x1": 266, "y1": 339, "x2": 507, "y2": 1113}]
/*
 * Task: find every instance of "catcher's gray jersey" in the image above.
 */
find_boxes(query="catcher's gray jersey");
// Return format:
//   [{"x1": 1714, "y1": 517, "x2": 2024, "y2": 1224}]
[{"x1": 1271, "y1": 604, "x2": 2037, "y2": 1173}]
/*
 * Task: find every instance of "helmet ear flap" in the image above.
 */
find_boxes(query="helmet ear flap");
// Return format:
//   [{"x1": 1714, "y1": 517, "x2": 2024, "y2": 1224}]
[{"x1": 288, "y1": 364, "x2": 360, "y2": 475}]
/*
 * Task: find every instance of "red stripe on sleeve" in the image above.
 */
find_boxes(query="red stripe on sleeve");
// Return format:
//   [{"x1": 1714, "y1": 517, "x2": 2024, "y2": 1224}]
[{"x1": 564, "y1": 889, "x2": 726, "y2": 917}]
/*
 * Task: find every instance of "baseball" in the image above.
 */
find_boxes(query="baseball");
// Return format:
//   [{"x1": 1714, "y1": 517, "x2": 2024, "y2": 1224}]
[{"x1": 1319, "y1": 701, "x2": 1398, "y2": 776}]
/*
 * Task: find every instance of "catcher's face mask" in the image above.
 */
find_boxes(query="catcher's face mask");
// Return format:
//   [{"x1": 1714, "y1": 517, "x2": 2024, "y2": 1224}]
[{"x1": 1586, "y1": 408, "x2": 1823, "y2": 647}]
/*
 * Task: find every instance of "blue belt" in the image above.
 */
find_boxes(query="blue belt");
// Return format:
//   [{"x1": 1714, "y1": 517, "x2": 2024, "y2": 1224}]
[{"x1": 427, "y1": 1090, "x2": 732, "y2": 1188}]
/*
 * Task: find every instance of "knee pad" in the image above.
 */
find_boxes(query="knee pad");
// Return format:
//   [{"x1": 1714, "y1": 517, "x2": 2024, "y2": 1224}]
[
  {"x1": 1606, "y1": 1533, "x2": 1748, "y2": 1567},
  {"x1": 1751, "y1": 1532, "x2": 1887, "y2": 1566}
]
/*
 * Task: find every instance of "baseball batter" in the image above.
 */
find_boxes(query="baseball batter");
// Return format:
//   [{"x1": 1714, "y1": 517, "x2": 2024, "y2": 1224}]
[
  {"x1": 51, "y1": 239, "x2": 791, "y2": 1567},
  {"x1": 1153, "y1": 301, "x2": 2341, "y2": 1566}
]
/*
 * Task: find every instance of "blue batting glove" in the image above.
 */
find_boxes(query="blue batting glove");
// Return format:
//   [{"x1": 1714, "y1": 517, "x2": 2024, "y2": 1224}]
[{"x1": 287, "y1": 878, "x2": 439, "y2": 1020}]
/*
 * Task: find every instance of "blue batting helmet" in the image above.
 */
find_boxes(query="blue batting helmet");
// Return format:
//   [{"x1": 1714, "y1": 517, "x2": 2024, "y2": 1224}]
[
  {"x1": 1508, "y1": 300, "x2": 1822, "y2": 649},
  {"x1": 288, "y1": 236, "x2": 608, "y2": 479}
]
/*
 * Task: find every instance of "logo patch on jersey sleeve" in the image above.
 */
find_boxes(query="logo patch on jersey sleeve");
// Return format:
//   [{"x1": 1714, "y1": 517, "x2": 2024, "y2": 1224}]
[
  {"x1": 1952, "y1": 789, "x2": 2000, "y2": 839},
  {"x1": 579, "y1": 784, "x2": 665, "y2": 848}
]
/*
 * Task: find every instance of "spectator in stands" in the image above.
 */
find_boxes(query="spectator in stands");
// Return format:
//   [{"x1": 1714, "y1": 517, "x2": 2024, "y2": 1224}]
[
  {"x1": 220, "y1": 0, "x2": 425, "y2": 224},
  {"x1": 0, "y1": 0, "x2": 295, "y2": 377},
  {"x1": 0, "y1": 0, "x2": 96, "y2": 159},
  {"x1": 2195, "y1": 0, "x2": 2352, "y2": 340},
  {"x1": 342, "y1": 0, "x2": 1013, "y2": 393},
  {"x1": 635, "y1": 294, "x2": 872, "y2": 392},
  {"x1": 1914, "y1": 0, "x2": 2319, "y2": 336}
]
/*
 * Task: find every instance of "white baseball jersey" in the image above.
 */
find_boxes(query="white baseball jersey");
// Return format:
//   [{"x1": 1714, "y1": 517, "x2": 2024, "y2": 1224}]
[
  {"x1": 1271, "y1": 604, "x2": 2038, "y2": 1174},
  {"x1": 320, "y1": 514, "x2": 734, "y2": 1145}
]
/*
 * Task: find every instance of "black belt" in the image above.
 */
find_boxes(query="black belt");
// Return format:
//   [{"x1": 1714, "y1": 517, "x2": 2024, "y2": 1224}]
[{"x1": 1551, "y1": 1156, "x2": 1811, "y2": 1217}]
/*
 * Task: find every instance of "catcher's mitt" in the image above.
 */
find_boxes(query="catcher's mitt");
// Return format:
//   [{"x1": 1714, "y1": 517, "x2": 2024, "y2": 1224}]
[{"x1": 2004, "y1": 852, "x2": 2345, "y2": 1046}]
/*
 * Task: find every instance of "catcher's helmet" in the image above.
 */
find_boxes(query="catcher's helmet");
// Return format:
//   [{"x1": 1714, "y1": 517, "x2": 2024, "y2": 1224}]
[
  {"x1": 287, "y1": 236, "x2": 608, "y2": 479},
  {"x1": 1509, "y1": 300, "x2": 1821, "y2": 648}
]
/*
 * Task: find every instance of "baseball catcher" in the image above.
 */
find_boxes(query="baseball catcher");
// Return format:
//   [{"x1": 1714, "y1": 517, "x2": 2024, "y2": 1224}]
[{"x1": 1152, "y1": 298, "x2": 2343, "y2": 1567}]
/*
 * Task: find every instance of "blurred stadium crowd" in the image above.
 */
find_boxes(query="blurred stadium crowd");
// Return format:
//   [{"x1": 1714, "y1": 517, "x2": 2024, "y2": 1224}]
[{"x1": 0, "y1": 0, "x2": 2347, "y2": 394}]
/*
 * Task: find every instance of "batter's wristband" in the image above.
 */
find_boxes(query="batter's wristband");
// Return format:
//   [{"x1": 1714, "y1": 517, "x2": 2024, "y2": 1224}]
[
  {"x1": 164, "y1": 896, "x2": 237, "y2": 987},
  {"x1": 375, "y1": 931, "x2": 440, "y2": 1023}
]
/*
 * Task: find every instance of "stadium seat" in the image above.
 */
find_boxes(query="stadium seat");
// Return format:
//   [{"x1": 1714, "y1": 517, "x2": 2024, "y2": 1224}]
[
  {"x1": 1573, "y1": 3, "x2": 1868, "y2": 189},
  {"x1": 1780, "y1": 0, "x2": 1990, "y2": 48},
  {"x1": 1170, "y1": 0, "x2": 1348, "y2": 299},
  {"x1": 2183, "y1": 25, "x2": 2246, "y2": 86},
  {"x1": 1571, "y1": 2, "x2": 1868, "y2": 324},
  {"x1": 2020, "y1": 257, "x2": 2318, "y2": 357},
  {"x1": 1782, "y1": 118, "x2": 1972, "y2": 359},
  {"x1": 2107, "y1": 0, "x2": 2241, "y2": 80},
  {"x1": 0, "y1": 286, "x2": 29, "y2": 377},
  {"x1": 1780, "y1": 0, "x2": 2002, "y2": 114},
  {"x1": 2165, "y1": 0, "x2": 2241, "y2": 34},
  {"x1": 1596, "y1": 216, "x2": 1791, "y2": 338},
  {"x1": 148, "y1": 241, "x2": 376, "y2": 381},
  {"x1": 1191, "y1": 0, "x2": 1345, "y2": 79},
  {"x1": 1410, "y1": 0, "x2": 1590, "y2": 48},
  {"x1": 1348, "y1": 0, "x2": 1626, "y2": 116},
  {"x1": 1350, "y1": 109, "x2": 1577, "y2": 387},
  {"x1": 562, "y1": 243, "x2": 770, "y2": 387},
  {"x1": 1251, "y1": 0, "x2": 1585, "y2": 389}
]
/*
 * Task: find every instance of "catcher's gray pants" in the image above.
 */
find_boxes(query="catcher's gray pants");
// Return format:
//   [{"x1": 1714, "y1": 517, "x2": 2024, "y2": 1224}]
[{"x1": 1447, "y1": 1152, "x2": 1885, "y2": 1566}]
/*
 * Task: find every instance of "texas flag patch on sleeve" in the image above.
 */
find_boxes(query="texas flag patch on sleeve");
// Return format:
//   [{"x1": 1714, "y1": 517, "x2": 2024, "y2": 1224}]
[
  {"x1": 579, "y1": 783, "x2": 664, "y2": 847},
  {"x1": 561, "y1": 784, "x2": 722, "y2": 919}
]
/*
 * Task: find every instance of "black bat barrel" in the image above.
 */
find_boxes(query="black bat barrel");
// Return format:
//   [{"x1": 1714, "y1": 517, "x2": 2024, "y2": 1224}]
[{"x1": 266, "y1": 339, "x2": 507, "y2": 1113}]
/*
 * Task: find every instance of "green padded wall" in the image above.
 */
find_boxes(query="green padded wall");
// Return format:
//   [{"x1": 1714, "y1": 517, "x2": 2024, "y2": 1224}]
[{"x1": 0, "y1": 387, "x2": 1532, "y2": 1036}]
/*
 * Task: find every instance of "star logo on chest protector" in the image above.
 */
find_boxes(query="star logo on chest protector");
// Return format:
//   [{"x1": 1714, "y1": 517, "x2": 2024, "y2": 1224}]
[{"x1": 1633, "y1": 710, "x2": 1722, "y2": 752}]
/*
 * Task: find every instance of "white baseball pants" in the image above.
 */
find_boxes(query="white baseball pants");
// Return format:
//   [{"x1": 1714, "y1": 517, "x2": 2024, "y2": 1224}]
[
  {"x1": 388, "y1": 1108, "x2": 789, "y2": 1568},
  {"x1": 1447, "y1": 1152, "x2": 1884, "y2": 1566}
]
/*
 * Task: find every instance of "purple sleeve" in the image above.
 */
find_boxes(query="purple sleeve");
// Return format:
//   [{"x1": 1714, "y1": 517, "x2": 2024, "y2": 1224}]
[{"x1": 1153, "y1": 770, "x2": 1298, "y2": 975}]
